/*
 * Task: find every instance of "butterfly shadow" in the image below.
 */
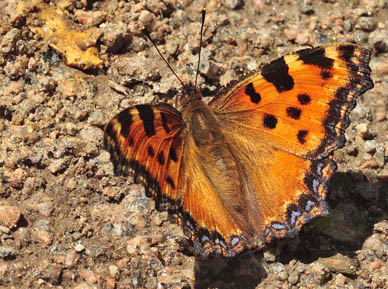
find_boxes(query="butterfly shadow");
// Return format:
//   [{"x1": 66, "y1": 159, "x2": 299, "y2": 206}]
[
  {"x1": 193, "y1": 250, "x2": 267, "y2": 289},
  {"x1": 286, "y1": 171, "x2": 387, "y2": 261},
  {"x1": 192, "y1": 171, "x2": 387, "y2": 289}
]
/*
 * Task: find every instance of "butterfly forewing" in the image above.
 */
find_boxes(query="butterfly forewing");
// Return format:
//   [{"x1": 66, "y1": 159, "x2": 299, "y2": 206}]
[
  {"x1": 210, "y1": 44, "x2": 373, "y2": 159},
  {"x1": 104, "y1": 103, "x2": 185, "y2": 208}
]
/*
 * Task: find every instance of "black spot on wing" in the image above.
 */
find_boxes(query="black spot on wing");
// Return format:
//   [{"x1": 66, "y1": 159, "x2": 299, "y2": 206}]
[
  {"x1": 160, "y1": 112, "x2": 170, "y2": 133},
  {"x1": 296, "y1": 47, "x2": 334, "y2": 70},
  {"x1": 263, "y1": 114, "x2": 277, "y2": 129},
  {"x1": 335, "y1": 86, "x2": 350, "y2": 102},
  {"x1": 337, "y1": 44, "x2": 355, "y2": 63},
  {"x1": 321, "y1": 70, "x2": 332, "y2": 80},
  {"x1": 104, "y1": 122, "x2": 115, "y2": 144},
  {"x1": 169, "y1": 147, "x2": 178, "y2": 163},
  {"x1": 303, "y1": 172, "x2": 319, "y2": 196},
  {"x1": 297, "y1": 93, "x2": 311, "y2": 105},
  {"x1": 286, "y1": 203, "x2": 301, "y2": 227},
  {"x1": 297, "y1": 130, "x2": 308, "y2": 144},
  {"x1": 262, "y1": 57, "x2": 294, "y2": 93},
  {"x1": 157, "y1": 152, "x2": 165, "y2": 165},
  {"x1": 137, "y1": 105, "x2": 155, "y2": 137},
  {"x1": 245, "y1": 82, "x2": 261, "y2": 104},
  {"x1": 298, "y1": 193, "x2": 318, "y2": 213},
  {"x1": 166, "y1": 176, "x2": 175, "y2": 189},
  {"x1": 286, "y1": 107, "x2": 302, "y2": 120},
  {"x1": 115, "y1": 108, "x2": 133, "y2": 138}
]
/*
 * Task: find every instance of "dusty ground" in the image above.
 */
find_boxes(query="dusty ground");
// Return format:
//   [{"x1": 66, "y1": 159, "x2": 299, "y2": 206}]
[{"x1": 0, "y1": 0, "x2": 388, "y2": 288}]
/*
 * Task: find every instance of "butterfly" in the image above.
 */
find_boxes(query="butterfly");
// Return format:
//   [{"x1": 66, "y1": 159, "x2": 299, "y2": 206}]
[{"x1": 104, "y1": 43, "x2": 373, "y2": 257}]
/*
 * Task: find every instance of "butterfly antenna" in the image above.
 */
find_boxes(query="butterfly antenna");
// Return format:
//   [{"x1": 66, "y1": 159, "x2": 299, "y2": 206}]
[
  {"x1": 194, "y1": 9, "x2": 206, "y2": 89},
  {"x1": 143, "y1": 28, "x2": 186, "y2": 90}
]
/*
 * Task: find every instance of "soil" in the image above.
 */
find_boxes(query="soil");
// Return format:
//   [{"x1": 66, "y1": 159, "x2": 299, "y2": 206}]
[{"x1": 0, "y1": 0, "x2": 388, "y2": 289}]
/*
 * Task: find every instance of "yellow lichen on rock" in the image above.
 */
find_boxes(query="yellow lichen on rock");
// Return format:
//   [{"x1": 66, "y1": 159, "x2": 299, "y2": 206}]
[{"x1": 30, "y1": 4, "x2": 103, "y2": 70}]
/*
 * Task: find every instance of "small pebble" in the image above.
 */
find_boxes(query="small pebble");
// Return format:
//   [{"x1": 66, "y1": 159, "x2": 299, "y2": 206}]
[
  {"x1": 126, "y1": 235, "x2": 147, "y2": 255},
  {"x1": 85, "y1": 245, "x2": 105, "y2": 258},
  {"x1": 0, "y1": 225, "x2": 10, "y2": 234},
  {"x1": 105, "y1": 275, "x2": 116, "y2": 289},
  {"x1": 295, "y1": 31, "x2": 310, "y2": 45},
  {"x1": 139, "y1": 10, "x2": 154, "y2": 28},
  {"x1": 0, "y1": 246, "x2": 15, "y2": 258},
  {"x1": 374, "y1": 146, "x2": 385, "y2": 167},
  {"x1": 116, "y1": 257, "x2": 129, "y2": 269},
  {"x1": 356, "y1": 123, "x2": 369, "y2": 138},
  {"x1": 361, "y1": 158, "x2": 379, "y2": 169},
  {"x1": 263, "y1": 250, "x2": 276, "y2": 262},
  {"x1": 222, "y1": 0, "x2": 243, "y2": 9},
  {"x1": 35, "y1": 228, "x2": 53, "y2": 247},
  {"x1": 375, "y1": 107, "x2": 386, "y2": 121},
  {"x1": 9, "y1": 168, "x2": 25, "y2": 188},
  {"x1": 0, "y1": 28, "x2": 21, "y2": 54},
  {"x1": 333, "y1": 273, "x2": 346, "y2": 287},
  {"x1": 80, "y1": 269, "x2": 97, "y2": 284},
  {"x1": 358, "y1": 16, "x2": 376, "y2": 31},
  {"x1": 65, "y1": 250, "x2": 78, "y2": 267},
  {"x1": 108, "y1": 265, "x2": 119, "y2": 278},
  {"x1": 369, "y1": 261, "x2": 383, "y2": 271},
  {"x1": 74, "y1": 10, "x2": 106, "y2": 27},
  {"x1": 45, "y1": 265, "x2": 63, "y2": 284},
  {"x1": 318, "y1": 254, "x2": 358, "y2": 275},
  {"x1": 370, "y1": 29, "x2": 388, "y2": 52},
  {"x1": 87, "y1": 111, "x2": 105, "y2": 127},
  {"x1": 363, "y1": 234, "x2": 385, "y2": 252},
  {"x1": 299, "y1": 0, "x2": 314, "y2": 14},
  {"x1": 0, "y1": 205, "x2": 21, "y2": 228},
  {"x1": 310, "y1": 262, "x2": 331, "y2": 285},
  {"x1": 288, "y1": 272, "x2": 299, "y2": 285},
  {"x1": 364, "y1": 140, "x2": 377, "y2": 153},
  {"x1": 74, "y1": 243, "x2": 85, "y2": 253},
  {"x1": 66, "y1": 122, "x2": 78, "y2": 136}
]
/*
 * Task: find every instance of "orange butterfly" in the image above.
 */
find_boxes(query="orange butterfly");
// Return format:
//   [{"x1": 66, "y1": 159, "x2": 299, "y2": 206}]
[{"x1": 104, "y1": 42, "x2": 373, "y2": 257}]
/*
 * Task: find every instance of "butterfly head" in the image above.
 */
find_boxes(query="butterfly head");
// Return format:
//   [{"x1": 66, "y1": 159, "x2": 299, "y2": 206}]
[{"x1": 179, "y1": 82, "x2": 203, "y2": 109}]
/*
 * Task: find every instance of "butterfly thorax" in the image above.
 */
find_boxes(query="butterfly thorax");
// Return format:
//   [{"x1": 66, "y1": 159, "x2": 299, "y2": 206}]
[{"x1": 182, "y1": 100, "x2": 223, "y2": 147}]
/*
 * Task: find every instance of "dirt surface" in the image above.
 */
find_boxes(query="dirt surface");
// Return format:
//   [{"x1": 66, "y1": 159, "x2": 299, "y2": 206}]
[{"x1": 0, "y1": 0, "x2": 388, "y2": 288}]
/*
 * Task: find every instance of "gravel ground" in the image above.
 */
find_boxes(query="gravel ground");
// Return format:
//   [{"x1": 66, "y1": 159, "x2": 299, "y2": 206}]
[{"x1": 0, "y1": 0, "x2": 388, "y2": 288}]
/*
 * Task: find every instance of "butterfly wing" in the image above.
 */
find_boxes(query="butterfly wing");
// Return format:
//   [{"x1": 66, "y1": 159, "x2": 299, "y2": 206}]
[
  {"x1": 207, "y1": 44, "x2": 373, "y2": 246},
  {"x1": 104, "y1": 103, "x2": 185, "y2": 210},
  {"x1": 177, "y1": 132, "x2": 254, "y2": 257},
  {"x1": 211, "y1": 44, "x2": 373, "y2": 159}
]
